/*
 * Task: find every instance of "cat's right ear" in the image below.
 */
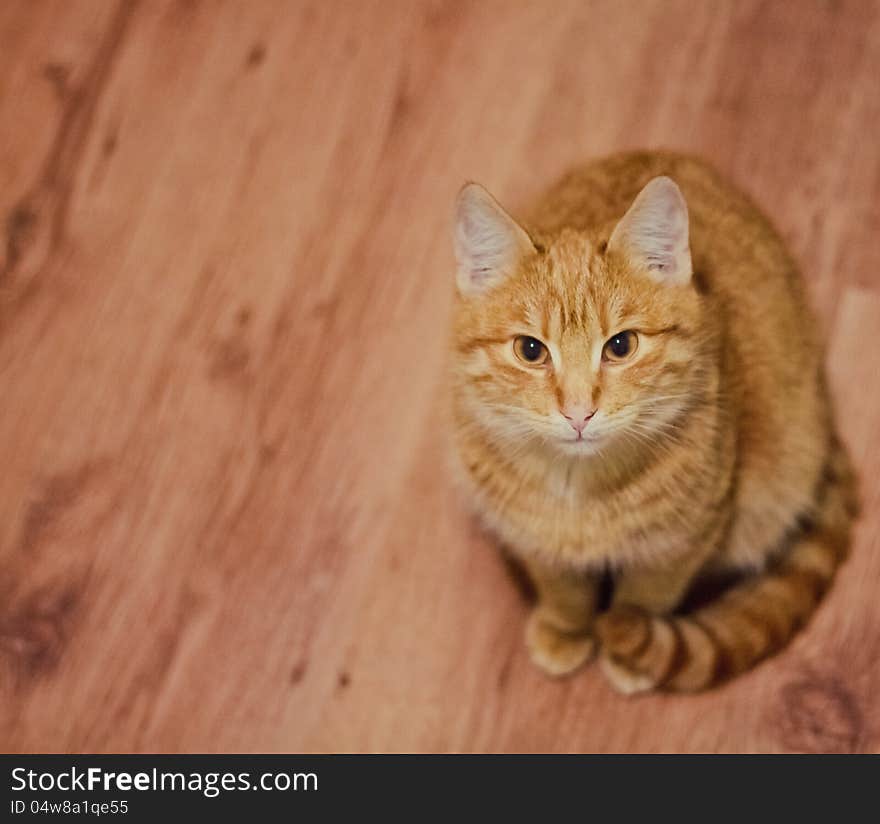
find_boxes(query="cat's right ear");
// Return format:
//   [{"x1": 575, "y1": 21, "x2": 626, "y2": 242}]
[{"x1": 454, "y1": 183, "x2": 536, "y2": 296}]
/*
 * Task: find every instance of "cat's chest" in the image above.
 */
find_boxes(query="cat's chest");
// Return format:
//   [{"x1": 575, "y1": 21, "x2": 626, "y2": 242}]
[
  {"x1": 458, "y1": 448, "x2": 719, "y2": 569},
  {"x1": 485, "y1": 483, "x2": 686, "y2": 568}
]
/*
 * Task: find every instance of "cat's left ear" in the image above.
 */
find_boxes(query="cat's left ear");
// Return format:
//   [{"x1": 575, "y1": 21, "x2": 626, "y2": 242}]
[
  {"x1": 454, "y1": 183, "x2": 536, "y2": 296},
  {"x1": 607, "y1": 176, "x2": 692, "y2": 286}
]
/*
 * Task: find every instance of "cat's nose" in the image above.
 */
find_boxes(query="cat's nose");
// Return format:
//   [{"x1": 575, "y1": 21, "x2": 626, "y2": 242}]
[{"x1": 562, "y1": 406, "x2": 596, "y2": 433}]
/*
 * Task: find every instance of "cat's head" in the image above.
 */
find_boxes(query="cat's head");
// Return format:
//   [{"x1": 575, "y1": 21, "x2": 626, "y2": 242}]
[{"x1": 451, "y1": 176, "x2": 711, "y2": 459}]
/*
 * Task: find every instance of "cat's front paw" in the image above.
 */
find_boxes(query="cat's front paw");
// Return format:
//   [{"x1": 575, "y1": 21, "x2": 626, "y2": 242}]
[
  {"x1": 525, "y1": 609, "x2": 595, "y2": 677},
  {"x1": 595, "y1": 606, "x2": 676, "y2": 696}
]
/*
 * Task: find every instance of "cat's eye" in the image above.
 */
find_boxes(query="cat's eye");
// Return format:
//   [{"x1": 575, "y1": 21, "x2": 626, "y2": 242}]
[
  {"x1": 513, "y1": 335, "x2": 549, "y2": 366},
  {"x1": 602, "y1": 330, "x2": 638, "y2": 362}
]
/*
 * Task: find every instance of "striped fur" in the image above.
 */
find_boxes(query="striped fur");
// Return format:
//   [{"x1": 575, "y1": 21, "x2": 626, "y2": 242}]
[{"x1": 596, "y1": 440, "x2": 858, "y2": 692}]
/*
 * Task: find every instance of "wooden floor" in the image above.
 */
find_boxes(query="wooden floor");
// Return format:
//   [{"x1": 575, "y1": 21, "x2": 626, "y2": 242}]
[{"x1": 2, "y1": 0, "x2": 879, "y2": 754}]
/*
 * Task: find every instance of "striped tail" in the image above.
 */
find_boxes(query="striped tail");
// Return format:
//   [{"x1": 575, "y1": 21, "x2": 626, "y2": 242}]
[{"x1": 596, "y1": 442, "x2": 859, "y2": 694}]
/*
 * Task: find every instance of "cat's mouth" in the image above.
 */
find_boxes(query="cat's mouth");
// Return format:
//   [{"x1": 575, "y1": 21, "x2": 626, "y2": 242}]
[{"x1": 557, "y1": 432, "x2": 603, "y2": 453}]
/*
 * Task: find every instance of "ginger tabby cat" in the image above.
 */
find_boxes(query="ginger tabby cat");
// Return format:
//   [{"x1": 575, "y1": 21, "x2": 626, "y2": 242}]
[{"x1": 449, "y1": 151, "x2": 858, "y2": 694}]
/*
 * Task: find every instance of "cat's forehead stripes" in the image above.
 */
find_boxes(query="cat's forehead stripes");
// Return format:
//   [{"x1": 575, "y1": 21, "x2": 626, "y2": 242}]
[{"x1": 525, "y1": 235, "x2": 616, "y2": 341}]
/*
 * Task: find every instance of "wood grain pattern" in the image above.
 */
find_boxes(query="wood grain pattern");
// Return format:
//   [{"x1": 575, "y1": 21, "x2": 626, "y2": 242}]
[{"x1": 1, "y1": 0, "x2": 879, "y2": 753}]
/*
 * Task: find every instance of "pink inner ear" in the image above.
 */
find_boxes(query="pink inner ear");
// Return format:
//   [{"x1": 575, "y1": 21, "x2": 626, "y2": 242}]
[
  {"x1": 625, "y1": 179, "x2": 689, "y2": 276},
  {"x1": 650, "y1": 226, "x2": 683, "y2": 271},
  {"x1": 462, "y1": 211, "x2": 480, "y2": 239}
]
